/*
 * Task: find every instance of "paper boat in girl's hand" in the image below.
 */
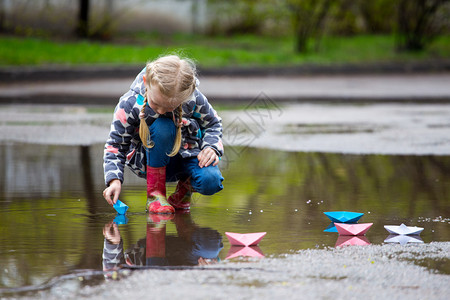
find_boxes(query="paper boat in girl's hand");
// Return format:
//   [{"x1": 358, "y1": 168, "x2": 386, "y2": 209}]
[
  {"x1": 384, "y1": 223, "x2": 424, "y2": 235},
  {"x1": 384, "y1": 234, "x2": 424, "y2": 245},
  {"x1": 225, "y1": 232, "x2": 266, "y2": 246},
  {"x1": 335, "y1": 223, "x2": 373, "y2": 236},
  {"x1": 113, "y1": 199, "x2": 128, "y2": 215},
  {"x1": 335, "y1": 236, "x2": 371, "y2": 247},
  {"x1": 324, "y1": 211, "x2": 364, "y2": 223},
  {"x1": 226, "y1": 246, "x2": 265, "y2": 259}
]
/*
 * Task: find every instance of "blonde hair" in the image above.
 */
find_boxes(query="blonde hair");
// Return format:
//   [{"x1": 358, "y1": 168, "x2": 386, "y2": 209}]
[{"x1": 139, "y1": 55, "x2": 197, "y2": 157}]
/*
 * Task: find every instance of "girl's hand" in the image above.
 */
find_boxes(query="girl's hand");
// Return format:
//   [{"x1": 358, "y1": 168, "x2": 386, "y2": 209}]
[
  {"x1": 197, "y1": 147, "x2": 219, "y2": 168},
  {"x1": 103, "y1": 179, "x2": 121, "y2": 206}
]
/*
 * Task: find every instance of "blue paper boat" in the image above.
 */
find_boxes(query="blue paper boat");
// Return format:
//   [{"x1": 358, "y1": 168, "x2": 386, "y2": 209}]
[
  {"x1": 324, "y1": 222, "x2": 338, "y2": 232},
  {"x1": 324, "y1": 211, "x2": 364, "y2": 223},
  {"x1": 113, "y1": 199, "x2": 128, "y2": 215},
  {"x1": 113, "y1": 213, "x2": 128, "y2": 225}
]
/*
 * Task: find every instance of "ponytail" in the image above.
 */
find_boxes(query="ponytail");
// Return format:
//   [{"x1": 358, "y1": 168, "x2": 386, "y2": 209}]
[
  {"x1": 168, "y1": 105, "x2": 183, "y2": 157},
  {"x1": 139, "y1": 93, "x2": 154, "y2": 148}
]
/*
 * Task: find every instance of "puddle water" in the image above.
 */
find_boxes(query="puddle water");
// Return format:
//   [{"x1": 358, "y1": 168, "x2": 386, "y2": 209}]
[{"x1": 0, "y1": 143, "x2": 449, "y2": 293}]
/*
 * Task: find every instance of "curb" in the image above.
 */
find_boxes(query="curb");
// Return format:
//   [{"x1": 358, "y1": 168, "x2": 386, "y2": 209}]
[
  {"x1": 0, "y1": 65, "x2": 143, "y2": 82},
  {"x1": 0, "y1": 61, "x2": 449, "y2": 82},
  {"x1": 1, "y1": 94, "x2": 449, "y2": 106},
  {"x1": 199, "y1": 61, "x2": 450, "y2": 77}
]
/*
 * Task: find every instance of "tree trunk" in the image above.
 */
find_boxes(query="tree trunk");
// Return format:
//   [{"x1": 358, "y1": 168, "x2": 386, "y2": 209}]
[
  {"x1": 76, "y1": 0, "x2": 90, "y2": 38},
  {"x1": 0, "y1": 0, "x2": 5, "y2": 32},
  {"x1": 290, "y1": 0, "x2": 334, "y2": 53},
  {"x1": 396, "y1": 0, "x2": 447, "y2": 51}
]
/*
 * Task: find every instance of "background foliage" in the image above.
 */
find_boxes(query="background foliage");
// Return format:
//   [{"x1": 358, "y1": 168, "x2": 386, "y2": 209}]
[{"x1": 0, "y1": 0, "x2": 448, "y2": 55}]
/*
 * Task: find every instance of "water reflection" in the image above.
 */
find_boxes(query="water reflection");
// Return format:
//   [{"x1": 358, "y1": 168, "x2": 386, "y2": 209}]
[
  {"x1": 384, "y1": 235, "x2": 424, "y2": 245},
  {"x1": 113, "y1": 214, "x2": 129, "y2": 225},
  {"x1": 324, "y1": 223, "x2": 338, "y2": 232},
  {"x1": 102, "y1": 213, "x2": 223, "y2": 270},
  {"x1": 1, "y1": 143, "x2": 449, "y2": 289},
  {"x1": 226, "y1": 246, "x2": 264, "y2": 259},
  {"x1": 335, "y1": 236, "x2": 371, "y2": 247}
]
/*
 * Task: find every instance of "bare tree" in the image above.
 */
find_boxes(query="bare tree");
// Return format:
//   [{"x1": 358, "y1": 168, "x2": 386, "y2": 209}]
[
  {"x1": 396, "y1": 0, "x2": 449, "y2": 51},
  {"x1": 76, "y1": 0, "x2": 90, "y2": 38},
  {"x1": 288, "y1": 0, "x2": 336, "y2": 53},
  {"x1": 0, "y1": 0, "x2": 5, "y2": 32},
  {"x1": 358, "y1": 0, "x2": 396, "y2": 33}
]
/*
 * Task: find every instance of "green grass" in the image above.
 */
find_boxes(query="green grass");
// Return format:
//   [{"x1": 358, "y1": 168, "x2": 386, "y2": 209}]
[{"x1": 0, "y1": 34, "x2": 448, "y2": 67}]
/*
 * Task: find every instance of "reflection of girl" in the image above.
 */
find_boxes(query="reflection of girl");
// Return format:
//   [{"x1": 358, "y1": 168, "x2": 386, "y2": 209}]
[
  {"x1": 102, "y1": 215, "x2": 223, "y2": 271},
  {"x1": 103, "y1": 55, "x2": 224, "y2": 214}
]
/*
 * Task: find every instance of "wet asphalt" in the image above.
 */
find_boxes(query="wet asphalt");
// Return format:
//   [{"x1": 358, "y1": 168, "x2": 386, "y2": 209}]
[
  {"x1": 36, "y1": 243, "x2": 450, "y2": 300},
  {"x1": 0, "y1": 73, "x2": 449, "y2": 104},
  {"x1": 0, "y1": 72, "x2": 449, "y2": 299}
]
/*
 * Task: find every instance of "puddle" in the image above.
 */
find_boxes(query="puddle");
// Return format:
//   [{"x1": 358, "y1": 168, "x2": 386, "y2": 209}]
[
  {"x1": 0, "y1": 143, "x2": 449, "y2": 295},
  {"x1": 282, "y1": 123, "x2": 378, "y2": 134}
]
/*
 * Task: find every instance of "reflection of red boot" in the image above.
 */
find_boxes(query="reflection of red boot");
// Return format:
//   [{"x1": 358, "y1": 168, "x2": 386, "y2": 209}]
[
  {"x1": 146, "y1": 222, "x2": 166, "y2": 264},
  {"x1": 146, "y1": 166, "x2": 175, "y2": 214},
  {"x1": 168, "y1": 178, "x2": 192, "y2": 210},
  {"x1": 147, "y1": 213, "x2": 174, "y2": 224}
]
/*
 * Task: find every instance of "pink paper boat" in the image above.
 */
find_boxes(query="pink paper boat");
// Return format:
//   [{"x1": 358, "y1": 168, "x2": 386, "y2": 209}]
[
  {"x1": 335, "y1": 235, "x2": 371, "y2": 247},
  {"x1": 226, "y1": 246, "x2": 265, "y2": 259},
  {"x1": 225, "y1": 232, "x2": 266, "y2": 246},
  {"x1": 334, "y1": 223, "x2": 373, "y2": 236}
]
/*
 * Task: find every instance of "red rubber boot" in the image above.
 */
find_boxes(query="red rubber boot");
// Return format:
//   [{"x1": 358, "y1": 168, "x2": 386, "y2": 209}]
[
  {"x1": 146, "y1": 166, "x2": 175, "y2": 214},
  {"x1": 167, "y1": 178, "x2": 192, "y2": 210}
]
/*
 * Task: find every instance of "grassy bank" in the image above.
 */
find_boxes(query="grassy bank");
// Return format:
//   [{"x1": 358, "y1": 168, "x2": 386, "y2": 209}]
[{"x1": 0, "y1": 34, "x2": 449, "y2": 67}]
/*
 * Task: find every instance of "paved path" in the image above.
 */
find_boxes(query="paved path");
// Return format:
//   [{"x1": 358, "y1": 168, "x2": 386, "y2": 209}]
[
  {"x1": 1, "y1": 73, "x2": 449, "y2": 104},
  {"x1": 43, "y1": 242, "x2": 450, "y2": 300},
  {"x1": 1, "y1": 101, "x2": 450, "y2": 155}
]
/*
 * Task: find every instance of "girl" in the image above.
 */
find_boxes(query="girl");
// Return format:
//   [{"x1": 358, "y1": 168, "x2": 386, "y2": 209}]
[{"x1": 103, "y1": 55, "x2": 224, "y2": 214}]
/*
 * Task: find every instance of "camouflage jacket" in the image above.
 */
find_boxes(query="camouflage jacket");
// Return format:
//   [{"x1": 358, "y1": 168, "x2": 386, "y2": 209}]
[{"x1": 103, "y1": 69, "x2": 224, "y2": 186}]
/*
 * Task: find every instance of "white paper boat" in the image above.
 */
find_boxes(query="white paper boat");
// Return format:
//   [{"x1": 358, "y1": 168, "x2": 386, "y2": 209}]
[
  {"x1": 384, "y1": 223, "x2": 424, "y2": 235},
  {"x1": 384, "y1": 234, "x2": 424, "y2": 245}
]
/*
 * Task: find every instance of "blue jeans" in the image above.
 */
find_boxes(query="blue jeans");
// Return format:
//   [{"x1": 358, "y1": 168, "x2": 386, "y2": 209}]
[{"x1": 146, "y1": 118, "x2": 224, "y2": 196}]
